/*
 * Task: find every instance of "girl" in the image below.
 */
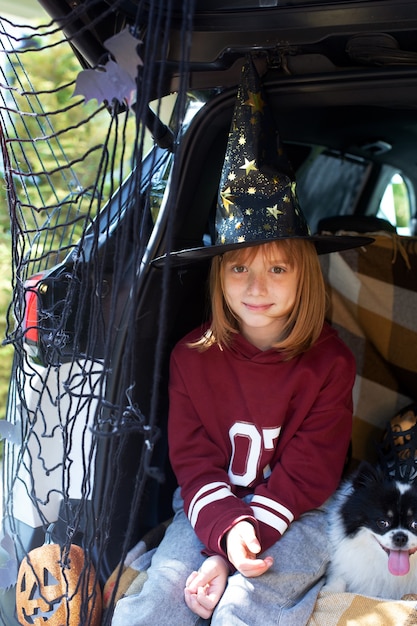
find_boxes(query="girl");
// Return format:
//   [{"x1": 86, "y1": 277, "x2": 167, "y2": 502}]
[
  {"x1": 179, "y1": 239, "x2": 342, "y2": 617},
  {"x1": 168, "y1": 238, "x2": 355, "y2": 624}
]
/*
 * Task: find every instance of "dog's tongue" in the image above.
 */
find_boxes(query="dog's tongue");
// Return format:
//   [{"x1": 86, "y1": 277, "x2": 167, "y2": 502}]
[{"x1": 388, "y1": 550, "x2": 410, "y2": 576}]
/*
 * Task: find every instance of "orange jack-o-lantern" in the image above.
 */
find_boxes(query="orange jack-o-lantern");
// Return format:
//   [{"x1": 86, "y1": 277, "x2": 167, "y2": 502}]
[{"x1": 16, "y1": 542, "x2": 102, "y2": 626}]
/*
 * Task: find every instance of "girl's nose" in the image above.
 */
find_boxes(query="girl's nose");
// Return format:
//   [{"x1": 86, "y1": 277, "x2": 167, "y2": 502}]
[{"x1": 247, "y1": 272, "x2": 266, "y2": 295}]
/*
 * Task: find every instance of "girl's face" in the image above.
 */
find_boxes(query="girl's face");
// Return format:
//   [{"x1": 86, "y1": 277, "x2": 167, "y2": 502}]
[{"x1": 222, "y1": 243, "x2": 299, "y2": 351}]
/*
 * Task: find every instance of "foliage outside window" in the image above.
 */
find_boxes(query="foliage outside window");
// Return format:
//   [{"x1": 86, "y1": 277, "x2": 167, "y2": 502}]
[{"x1": 377, "y1": 173, "x2": 412, "y2": 235}]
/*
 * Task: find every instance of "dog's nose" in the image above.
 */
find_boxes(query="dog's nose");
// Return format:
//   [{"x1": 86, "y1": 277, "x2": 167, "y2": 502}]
[{"x1": 393, "y1": 531, "x2": 408, "y2": 548}]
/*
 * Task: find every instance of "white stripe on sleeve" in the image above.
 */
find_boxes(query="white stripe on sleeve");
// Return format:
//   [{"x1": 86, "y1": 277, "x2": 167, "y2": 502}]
[
  {"x1": 251, "y1": 494, "x2": 294, "y2": 524},
  {"x1": 188, "y1": 482, "x2": 233, "y2": 528},
  {"x1": 251, "y1": 505, "x2": 289, "y2": 535}
]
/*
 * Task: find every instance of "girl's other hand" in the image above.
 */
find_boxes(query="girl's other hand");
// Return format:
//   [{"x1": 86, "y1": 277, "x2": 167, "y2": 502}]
[
  {"x1": 226, "y1": 520, "x2": 274, "y2": 577},
  {"x1": 184, "y1": 554, "x2": 229, "y2": 619}
]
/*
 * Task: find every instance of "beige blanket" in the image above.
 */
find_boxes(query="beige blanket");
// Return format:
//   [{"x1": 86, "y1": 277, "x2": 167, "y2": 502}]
[{"x1": 308, "y1": 591, "x2": 417, "y2": 625}]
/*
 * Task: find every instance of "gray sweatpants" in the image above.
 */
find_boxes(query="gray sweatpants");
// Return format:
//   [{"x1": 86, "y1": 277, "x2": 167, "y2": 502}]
[{"x1": 111, "y1": 488, "x2": 328, "y2": 626}]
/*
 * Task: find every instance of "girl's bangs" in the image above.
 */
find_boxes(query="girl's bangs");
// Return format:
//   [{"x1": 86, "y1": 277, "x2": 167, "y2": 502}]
[{"x1": 222, "y1": 240, "x2": 305, "y2": 266}]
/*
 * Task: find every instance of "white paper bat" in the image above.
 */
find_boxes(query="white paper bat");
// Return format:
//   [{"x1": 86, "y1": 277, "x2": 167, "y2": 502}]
[{"x1": 73, "y1": 27, "x2": 143, "y2": 105}]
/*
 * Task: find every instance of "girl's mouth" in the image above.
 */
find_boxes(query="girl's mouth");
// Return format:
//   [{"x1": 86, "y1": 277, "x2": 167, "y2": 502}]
[{"x1": 243, "y1": 303, "x2": 272, "y2": 312}]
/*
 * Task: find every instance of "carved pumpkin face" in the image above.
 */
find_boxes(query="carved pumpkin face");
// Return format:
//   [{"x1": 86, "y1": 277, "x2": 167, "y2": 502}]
[{"x1": 16, "y1": 543, "x2": 102, "y2": 626}]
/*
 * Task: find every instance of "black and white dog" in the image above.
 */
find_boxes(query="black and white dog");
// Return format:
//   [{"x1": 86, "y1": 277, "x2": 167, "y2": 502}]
[{"x1": 325, "y1": 461, "x2": 417, "y2": 599}]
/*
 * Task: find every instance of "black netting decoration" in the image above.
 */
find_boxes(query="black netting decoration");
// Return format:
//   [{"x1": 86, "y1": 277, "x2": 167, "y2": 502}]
[
  {"x1": 0, "y1": 1, "x2": 196, "y2": 624},
  {"x1": 376, "y1": 403, "x2": 417, "y2": 484}
]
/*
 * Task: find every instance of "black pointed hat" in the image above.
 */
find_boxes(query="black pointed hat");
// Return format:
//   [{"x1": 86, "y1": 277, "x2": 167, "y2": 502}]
[{"x1": 155, "y1": 57, "x2": 372, "y2": 265}]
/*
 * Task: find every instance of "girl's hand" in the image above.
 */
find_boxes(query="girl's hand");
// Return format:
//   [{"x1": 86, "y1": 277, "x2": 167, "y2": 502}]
[
  {"x1": 184, "y1": 554, "x2": 229, "y2": 619},
  {"x1": 226, "y1": 520, "x2": 273, "y2": 577}
]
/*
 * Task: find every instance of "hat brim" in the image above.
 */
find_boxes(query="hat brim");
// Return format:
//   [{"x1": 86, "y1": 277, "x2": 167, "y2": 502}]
[{"x1": 152, "y1": 234, "x2": 374, "y2": 268}]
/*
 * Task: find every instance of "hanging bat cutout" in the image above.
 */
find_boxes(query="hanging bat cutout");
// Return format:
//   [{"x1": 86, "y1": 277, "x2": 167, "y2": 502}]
[
  {"x1": 73, "y1": 60, "x2": 137, "y2": 106},
  {"x1": 73, "y1": 28, "x2": 143, "y2": 106},
  {"x1": 104, "y1": 28, "x2": 144, "y2": 84}
]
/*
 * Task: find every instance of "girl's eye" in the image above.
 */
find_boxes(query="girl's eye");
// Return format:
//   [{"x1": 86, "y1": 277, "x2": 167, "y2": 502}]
[
  {"x1": 271, "y1": 266, "x2": 285, "y2": 274},
  {"x1": 232, "y1": 265, "x2": 247, "y2": 273}
]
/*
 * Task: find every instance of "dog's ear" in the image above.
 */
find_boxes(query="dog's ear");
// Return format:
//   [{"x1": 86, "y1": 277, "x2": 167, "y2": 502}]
[{"x1": 352, "y1": 461, "x2": 385, "y2": 489}]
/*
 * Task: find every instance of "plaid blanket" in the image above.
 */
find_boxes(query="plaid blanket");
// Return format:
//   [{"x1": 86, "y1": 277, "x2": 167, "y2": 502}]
[{"x1": 320, "y1": 233, "x2": 417, "y2": 464}]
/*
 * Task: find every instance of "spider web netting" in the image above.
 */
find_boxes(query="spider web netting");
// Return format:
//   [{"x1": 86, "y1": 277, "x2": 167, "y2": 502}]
[{"x1": 0, "y1": 1, "x2": 195, "y2": 623}]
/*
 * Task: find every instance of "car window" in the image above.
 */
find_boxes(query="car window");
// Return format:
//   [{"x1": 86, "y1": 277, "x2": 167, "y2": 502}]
[
  {"x1": 377, "y1": 172, "x2": 413, "y2": 235},
  {"x1": 296, "y1": 149, "x2": 414, "y2": 235}
]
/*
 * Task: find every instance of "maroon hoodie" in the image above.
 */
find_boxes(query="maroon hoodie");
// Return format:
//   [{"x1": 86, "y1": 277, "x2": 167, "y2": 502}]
[{"x1": 168, "y1": 321, "x2": 355, "y2": 560}]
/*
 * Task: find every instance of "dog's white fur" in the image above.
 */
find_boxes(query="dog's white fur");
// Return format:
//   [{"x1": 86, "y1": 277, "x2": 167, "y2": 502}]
[{"x1": 325, "y1": 478, "x2": 417, "y2": 599}]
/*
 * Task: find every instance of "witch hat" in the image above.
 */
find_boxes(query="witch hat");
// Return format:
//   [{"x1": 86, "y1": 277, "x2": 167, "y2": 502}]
[{"x1": 155, "y1": 56, "x2": 373, "y2": 265}]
